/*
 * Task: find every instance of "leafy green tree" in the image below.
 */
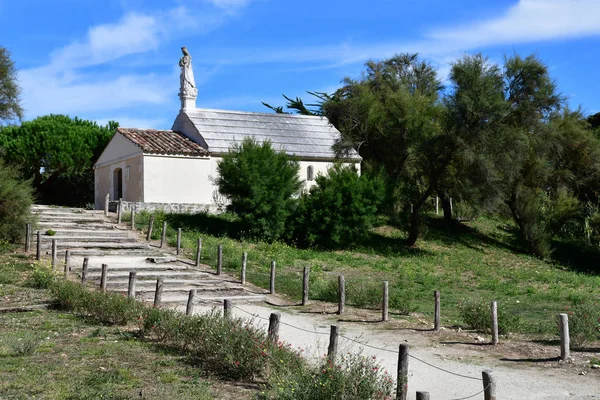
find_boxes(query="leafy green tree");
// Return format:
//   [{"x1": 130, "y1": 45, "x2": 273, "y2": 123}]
[
  {"x1": 588, "y1": 111, "x2": 600, "y2": 131},
  {"x1": 0, "y1": 159, "x2": 33, "y2": 241},
  {"x1": 289, "y1": 164, "x2": 385, "y2": 249},
  {"x1": 0, "y1": 47, "x2": 23, "y2": 124},
  {"x1": 215, "y1": 138, "x2": 302, "y2": 241},
  {"x1": 0, "y1": 115, "x2": 117, "y2": 206}
]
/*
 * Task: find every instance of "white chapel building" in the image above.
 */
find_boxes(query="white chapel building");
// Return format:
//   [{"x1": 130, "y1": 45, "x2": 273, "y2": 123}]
[{"x1": 94, "y1": 48, "x2": 361, "y2": 212}]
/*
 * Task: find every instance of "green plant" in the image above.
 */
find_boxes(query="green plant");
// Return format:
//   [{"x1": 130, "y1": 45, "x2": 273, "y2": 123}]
[
  {"x1": 26, "y1": 265, "x2": 56, "y2": 288},
  {"x1": 289, "y1": 164, "x2": 385, "y2": 249},
  {"x1": 215, "y1": 137, "x2": 302, "y2": 242},
  {"x1": 458, "y1": 299, "x2": 520, "y2": 336},
  {"x1": 261, "y1": 353, "x2": 394, "y2": 400},
  {"x1": 45, "y1": 229, "x2": 56, "y2": 236},
  {"x1": 51, "y1": 281, "x2": 144, "y2": 325},
  {"x1": 0, "y1": 264, "x2": 19, "y2": 284},
  {"x1": 7, "y1": 334, "x2": 42, "y2": 356},
  {"x1": 0, "y1": 159, "x2": 33, "y2": 242},
  {"x1": 567, "y1": 302, "x2": 600, "y2": 347}
]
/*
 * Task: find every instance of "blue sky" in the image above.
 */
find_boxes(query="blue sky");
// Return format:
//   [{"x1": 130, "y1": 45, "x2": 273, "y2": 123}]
[{"x1": 1, "y1": 0, "x2": 599, "y2": 129}]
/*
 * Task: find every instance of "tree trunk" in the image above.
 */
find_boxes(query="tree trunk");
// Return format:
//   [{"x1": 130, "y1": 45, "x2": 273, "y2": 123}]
[
  {"x1": 406, "y1": 187, "x2": 436, "y2": 246},
  {"x1": 439, "y1": 194, "x2": 453, "y2": 222}
]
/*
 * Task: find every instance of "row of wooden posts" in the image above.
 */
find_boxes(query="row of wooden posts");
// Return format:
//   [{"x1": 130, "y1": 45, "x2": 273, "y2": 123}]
[{"x1": 26, "y1": 215, "x2": 574, "y2": 362}]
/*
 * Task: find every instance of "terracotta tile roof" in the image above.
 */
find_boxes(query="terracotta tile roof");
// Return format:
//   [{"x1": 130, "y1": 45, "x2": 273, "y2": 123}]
[{"x1": 118, "y1": 127, "x2": 209, "y2": 156}]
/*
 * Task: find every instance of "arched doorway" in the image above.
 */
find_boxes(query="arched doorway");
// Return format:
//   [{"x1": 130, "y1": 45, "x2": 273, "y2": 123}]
[{"x1": 113, "y1": 168, "x2": 123, "y2": 200}]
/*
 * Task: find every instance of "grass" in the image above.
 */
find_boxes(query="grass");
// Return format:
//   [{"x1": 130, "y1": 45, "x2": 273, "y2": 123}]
[
  {"x1": 0, "y1": 250, "x2": 253, "y2": 400},
  {"x1": 134, "y1": 211, "x2": 600, "y2": 337}
]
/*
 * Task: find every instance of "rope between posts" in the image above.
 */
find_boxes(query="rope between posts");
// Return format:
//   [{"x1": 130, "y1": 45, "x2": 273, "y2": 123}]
[
  {"x1": 230, "y1": 305, "x2": 482, "y2": 382},
  {"x1": 339, "y1": 334, "x2": 482, "y2": 382},
  {"x1": 449, "y1": 382, "x2": 490, "y2": 400}
]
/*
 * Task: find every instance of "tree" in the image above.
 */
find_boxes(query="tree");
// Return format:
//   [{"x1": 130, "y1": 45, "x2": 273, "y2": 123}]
[
  {"x1": 0, "y1": 47, "x2": 23, "y2": 124},
  {"x1": 588, "y1": 112, "x2": 600, "y2": 131},
  {"x1": 0, "y1": 115, "x2": 117, "y2": 206},
  {"x1": 289, "y1": 164, "x2": 385, "y2": 249},
  {"x1": 215, "y1": 138, "x2": 302, "y2": 241},
  {"x1": 0, "y1": 159, "x2": 33, "y2": 241}
]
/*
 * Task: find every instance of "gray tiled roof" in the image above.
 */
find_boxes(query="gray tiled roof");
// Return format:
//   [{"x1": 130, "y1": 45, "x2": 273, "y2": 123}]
[
  {"x1": 118, "y1": 127, "x2": 209, "y2": 156},
  {"x1": 179, "y1": 108, "x2": 361, "y2": 160}
]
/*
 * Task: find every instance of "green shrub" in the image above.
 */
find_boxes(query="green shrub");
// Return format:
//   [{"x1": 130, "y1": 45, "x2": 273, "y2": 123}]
[
  {"x1": 262, "y1": 353, "x2": 394, "y2": 400},
  {"x1": 51, "y1": 281, "x2": 144, "y2": 325},
  {"x1": 45, "y1": 229, "x2": 56, "y2": 236},
  {"x1": 347, "y1": 281, "x2": 381, "y2": 309},
  {"x1": 0, "y1": 264, "x2": 19, "y2": 284},
  {"x1": 568, "y1": 302, "x2": 600, "y2": 347},
  {"x1": 25, "y1": 265, "x2": 56, "y2": 288},
  {"x1": 458, "y1": 299, "x2": 520, "y2": 336},
  {"x1": 389, "y1": 288, "x2": 417, "y2": 316},
  {"x1": 0, "y1": 159, "x2": 33, "y2": 242},
  {"x1": 6, "y1": 334, "x2": 43, "y2": 356},
  {"x1": 139, "y1": 307, "x2": 303, "y2": 380},
  {"x1": 289, "y1": 164, "x2": 385, "y2": 249},
  {"x1": 215, "y1": 138, "x2": 302, "y2": 242}
]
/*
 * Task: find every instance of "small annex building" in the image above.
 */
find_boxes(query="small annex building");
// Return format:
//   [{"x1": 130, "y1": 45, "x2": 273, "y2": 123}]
[{"x1": 94, "y1": 48, "x2": 361, "y2": 212}]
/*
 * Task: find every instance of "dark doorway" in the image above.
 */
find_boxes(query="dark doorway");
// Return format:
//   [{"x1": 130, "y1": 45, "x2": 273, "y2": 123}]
[{"x1": 113, "y1": 168, "x2": 123, "y2": 200}]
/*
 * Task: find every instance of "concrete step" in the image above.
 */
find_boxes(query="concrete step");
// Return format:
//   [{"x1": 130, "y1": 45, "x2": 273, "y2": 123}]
[
  {"x1": 36, "y1": 222, "x2": 114, "y2": 230},
  {"x1": 31, "y1": 206, "x2": 87, "y2": 213},
  {"x1": 100, "y1": 278, "x2": 233, "y2": 287},
  {"x1": 37, "y1": 236, "x2": 137, "y2": 244},
  {"x1": 111, "y1": 284, "x2": 246, "y2": 295},
  {"x1": 44, "y1": 242, "x2": 150, "y2": 250},
  {"x1": 37, "y1": 215, "x2": 105, "y2": 222},
  {"x1": 76, "y1": 264, "x2": 191, "y2": 273},
  {"x1": 31, "y1": 229, "x2": 131, "y2": 238},
  {"x1": 32, "y1": 210, "x2": 103, "y2": 217},
  {"x1": 151, "y1": 293, "x2": 266, "y2": 304},
  {"x1": 65, "y1": 249, "x2": 166, "y2": 257},
  {"x1": 87, "y1": 270, "x2": 205, "y2": 280}
]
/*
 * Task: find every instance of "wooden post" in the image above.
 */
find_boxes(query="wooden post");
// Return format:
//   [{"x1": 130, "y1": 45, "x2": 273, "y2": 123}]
[
  {"x1": 104, "y1": 193, "x2": 110, "y2": 217},
  {"x1": 176, "y1": 228, "x2": 182, "y2": 256},
  {"x1": 338, "y1": 275, "x2": 345, "y2": 315},
  {"x1": 154, "y1": 278, "x2": 164, "y2": 307},
  {"x1": 64, "y1": 250, "x2": 71, "y2": 276},
  {"x1": 382, "y1": 281, "x2": 389, "y2": 322},
  {"x1": 449, "y1": 197, "x2": 453, "y2": 215},
  {"x1": 100, "y1": 264, "x2": 108, "y2": 293},
  {"x1": 81, "y1": 257, "x2": 89, "y2": 285},
  {"x1": 35, "y1": 231, "x2": 41, "y2": 261},
  {"x1": 217, "y1": 244, "x2": 223, "y2": 275},
  {"x1": 491, "y1": 301, "x2": 498, "y2": 345},
  {"x1": 25, "y1": 224, "x2": 31, "y2": 252},
  {"x1": 270, "y1": 261, "x2": 276, "y2": 294},
  {"x1": 160, "y1": 221, "x2": 167, "y2": 248},
  {"x1": 224, "y1": 299, "x2": 232, "y2": 319},
  {"x1": 146, "y1": 215, "x2": 154, "y2": 241},
  {"x1": 327, "y1": 325, "x2": 339, "y2": 363},
  {"x1": 435, "y1": 196, "x2": 439, "y2": 215},
  {"x1": 130, "y1": 206, "x2": 136, "y2": 231},
  {"x1": 195, "y1": 238, "x2": 202, "y2": 267},
  {"x1": 241, "y1": 252, "x2": 247, "y2": 284},
  {"x1": 186, "y1": 289, "x2": 196, "y2": 316},
  {"x1": 268, "y1": 312, "x2": 280, "y2": 343},
  {"x1": 117, "y1": 198, "x2": 123, "y2": 224},
  {"x1": 482, "y1": 370, "x2": 496, "y2": 400},
  {"x1": 434, "y1": 290, "x2": 440, "y2": 331},
  {"x1": 416, "y1": 392, "x2": 430, "y2": 400},
  {"x1": 51, "y1": 239, "x2": 57, "y2": 270},
  {"x1": 128, "y1": 271, "x2": 137, "y2": 298},
  {"x1": 396, "y1": 343, "x2": 409, "y2": 400},
  {"x1": 302, "y1": 266, "x2": 309, "y2": 306},
  {"x1": 559, "y1": 313, "x2": 570, "y2": 361}
]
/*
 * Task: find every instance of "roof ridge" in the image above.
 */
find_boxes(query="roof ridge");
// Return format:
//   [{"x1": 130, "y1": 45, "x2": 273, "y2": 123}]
[{"x1": 185, "y1": 108, "x2": 326, "y2": 120}]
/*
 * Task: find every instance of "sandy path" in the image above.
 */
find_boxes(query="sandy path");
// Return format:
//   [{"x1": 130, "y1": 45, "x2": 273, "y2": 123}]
[{"x1": 187, "y1": 303, "x2": 600, "y2": 400}]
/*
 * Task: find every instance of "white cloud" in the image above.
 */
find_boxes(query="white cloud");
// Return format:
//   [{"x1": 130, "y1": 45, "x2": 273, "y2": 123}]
[
  {"x1": 94, "y1": 116, "x2": 167, "y2": 129},
  {"x1": 205, "y1": 0, "x2": 253, "y2": 9},
  {"x1": 428, "y1": 0, "x2": 600, "y2": 49}
]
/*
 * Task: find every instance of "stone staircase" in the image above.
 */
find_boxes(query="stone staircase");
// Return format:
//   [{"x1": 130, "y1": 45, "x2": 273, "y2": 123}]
[{"x1": 31, "y1": 205, "x2": 266, "y2": 307}]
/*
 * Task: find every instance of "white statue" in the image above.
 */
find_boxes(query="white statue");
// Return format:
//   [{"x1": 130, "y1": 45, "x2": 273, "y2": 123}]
[{"x1": 179, "y1": 46, "x2": 197, "y2": 108}]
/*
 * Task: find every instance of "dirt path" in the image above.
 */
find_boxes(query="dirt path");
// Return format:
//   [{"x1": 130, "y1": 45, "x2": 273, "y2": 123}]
[{"x1": 189, "y1": 302, "x2": 600, "y2": 400}]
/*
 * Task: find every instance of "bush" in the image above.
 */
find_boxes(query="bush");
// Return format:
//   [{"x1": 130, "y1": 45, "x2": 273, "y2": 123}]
[
  {"x1": 262, "y1": 353, "x2": 394, "y2": 400},
  {"x1": 289, "y1": 164, "x2": 385, "y2": 249},
  {"x1": 215, "y1": 138, "x2": 302, "y2": 242},
  {"x1": 0, "y1": 159, "x2": 33, "y2": 242},
  {"x1": 51, "y1": 281, "x2": 144, "y2": 325},
  {"x1": 458, "y1": 299, "x2": 520, "y2": 336},
  {"x1": 26, "y1": 265, "x2": 56, "y2": 288},
  {"x1": 568, "y1": 302, "x2": 600, "y2": 347}
]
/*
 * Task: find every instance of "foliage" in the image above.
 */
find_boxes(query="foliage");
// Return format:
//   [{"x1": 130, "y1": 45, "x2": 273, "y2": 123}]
[
  {"x1": 289, "y1": 164, "x2": 385, "y2": 249},
  {"x1": 458, "y1": 299, "x2": 521, "y2": 336},
  {"x1": 51, "y1": 280, "x2": 145, "y2": 325},
  {"x1": 215, "y1": 137, "x2": 302, "y2": 242},
  {"x1": 0, "y1": 47, "x2": 23, "y2": 124},
  {"x1": 0, "y1": 158, "x2": 33, "y2": 242},
  {"x1": 5, "y1": 333, "x2": 43, "y2": 357},
  {"x1": 567, "y1": 302, "x2": 600, "y2": 347},
  {"x1": 0, "y1": 114, "x2": 117, "y2": 206},
  {"x1": 261, "y1": 353, "x2": 394, "y2": 400},
  {"x1": 26, "y1": 265, "x2": 56, "y2": 289}
]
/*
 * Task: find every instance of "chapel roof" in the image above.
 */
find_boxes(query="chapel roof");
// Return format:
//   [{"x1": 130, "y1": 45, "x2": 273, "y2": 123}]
[
  {"x1": 173, "y1": 108, "x2": 361, "y2": 161},
  {"x1": 118, "y1": 127, "x2": 209, "y2": 156}
]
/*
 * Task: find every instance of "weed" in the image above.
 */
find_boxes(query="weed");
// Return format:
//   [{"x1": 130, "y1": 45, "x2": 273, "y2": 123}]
[
  {"x1": 0, "y1": 264, "x2": 19, "y2": 284},
  {"x1": 458, "y1": 299, "x2": 520, "y2": 336},
  {"x1": 567, "y1": 302, "x2": 600, "y2": 347},
  {"x1": 6, "y1": 334, "x2": 42, "y2": 356},
  {"x1": 45, "y1": 229, "x2": 56, "y2": 236},
  {"x1": 25, "y1": 265, "x2": 56, "y2": 288}
]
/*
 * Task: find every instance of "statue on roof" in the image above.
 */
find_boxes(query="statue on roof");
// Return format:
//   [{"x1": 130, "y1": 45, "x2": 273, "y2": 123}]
[{"x1": 179, "y1": 47, "x2": 198, "y2": 107}]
